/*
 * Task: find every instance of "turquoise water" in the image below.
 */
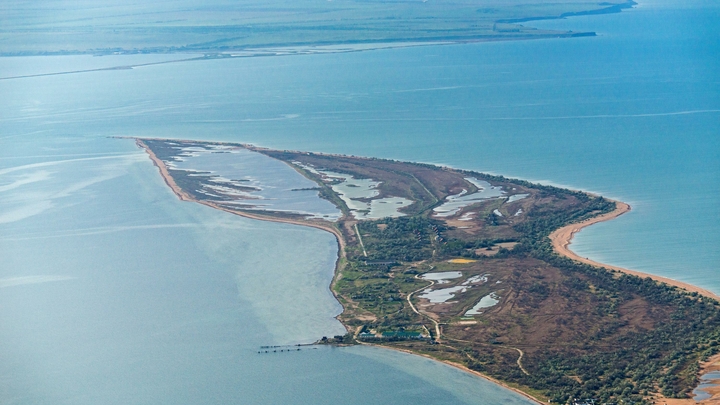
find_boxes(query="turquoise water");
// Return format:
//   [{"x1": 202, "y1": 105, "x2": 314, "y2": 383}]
[{"x1": 1, "y1": 0, "x2": 718, "y2": 402}]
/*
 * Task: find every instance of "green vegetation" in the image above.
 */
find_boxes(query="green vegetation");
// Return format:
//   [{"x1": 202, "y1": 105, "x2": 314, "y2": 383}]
[{"x1": 141, "y1": 138, "x2": 720, "y2": 405}]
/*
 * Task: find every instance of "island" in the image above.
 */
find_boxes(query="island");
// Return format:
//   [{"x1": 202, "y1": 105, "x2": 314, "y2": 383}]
[
  {"x1": 3, "y1": 0, "x2": 636, "y2": 57},
  {"x1": 134, "y1": 138, "x2": 720, "y2": 405}
]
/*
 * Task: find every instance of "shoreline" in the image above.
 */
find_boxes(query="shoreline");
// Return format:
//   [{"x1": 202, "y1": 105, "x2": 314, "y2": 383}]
[
  {"x1": 549, "y1": 200, "x2": 720, "y2": 301},
  {"x1": 137, "y1": 138, "x2": 347, "y2": 257},
  {"x1": 137, "y1": 139, "x2": 193, "y2": 202},
  {"x1": 359, "y1": 343, "x2": 544, "y2": 405},
  {"x1": 697, "y1": 353, "x2": 720, "y2": 403},
  {"x1": 136, "y1": 139, "x2": 718, "y2": 403},
  {"x1": 654, "y1": 353, "x2": 720, "y2": 404},
  {"x1": 1, "y1": 32, "x2": 593, "y2": 61},
  {"x1": 136, "y1": 138, "x2": 544, "y2": 402}
]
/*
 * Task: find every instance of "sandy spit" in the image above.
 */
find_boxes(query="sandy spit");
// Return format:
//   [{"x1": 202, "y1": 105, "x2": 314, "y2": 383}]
[
  {"x1": 137, "y1": 138, "x2": 541, "y2": 401},
  {"x1": 136, "y1": 139, "x2": 193, "y2": 201},
  {"x1": 136, "y1": 139, "x2": 718, "y2": 403},
  {"x1": 136, "y1": 139, "x2": 346, "y2": 256}
]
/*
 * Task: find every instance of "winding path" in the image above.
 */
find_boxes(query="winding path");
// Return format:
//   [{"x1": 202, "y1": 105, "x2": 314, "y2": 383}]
[
  {"x1": 513, "y1": 347, "x2": 529, "y2": 375},
  {"x1": 407, "y1": 276, "x2": 442, "y2": 341}
]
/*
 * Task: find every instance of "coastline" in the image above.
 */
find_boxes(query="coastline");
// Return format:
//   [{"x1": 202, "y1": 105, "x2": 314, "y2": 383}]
[
  {"x1": 136, "y1": 138, "x2": 543, "y2": 402},
  {"x1": 1, "y1": 35, "x2": 590, "y2": 81},
  {"x1": 136, "y1": 138, "x2": 347, "y2": 257},
  {"x1": 137, "y1": 139, "x2": 193, "y2": 202},
  {"x1": 698, "y1": 353, "x2": 720, "y2": 403},
  {"x1": 363, "y1": 344, "x2": 544, "y2": 405},
  {"x1": 549, "y1": 200, "x2": 720, "y2": 301},
  {"x1": 136, "y1": 139, "x2": 718, "y2": 403}
]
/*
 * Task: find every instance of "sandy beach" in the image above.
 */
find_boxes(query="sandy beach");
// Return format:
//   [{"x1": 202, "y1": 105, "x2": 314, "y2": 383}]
[
  {"x1": 549, "y1": 200, "x2": 720, "y2": 403},
  {"x1": 369, "y1": 344, "x2": 544, "y2": 405},
  {"x1": 549, "y1": 201, "x2": 720, "y2": 301},
  {"x1": 136, "y1": 139, "x2": 193, "y2": 202}
]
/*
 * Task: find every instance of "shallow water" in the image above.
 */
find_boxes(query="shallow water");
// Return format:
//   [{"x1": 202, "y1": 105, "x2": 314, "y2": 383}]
[
  {"x1": 420, "y1": 286, "x2": 470, "y2": 303},
  {"x1": 693, "y1": 371, "x2": 720, "y2": 401},
  {"x1": 421, "y1": 271, "x2": 463, "y2": 282},
  {"x1": 433, "y1": 179, "x2": 505, "y2": 217},
  {"x1": 466, "y1": 293, "x2": 501, "y2": 316},
  {"x1": 0, "y1": 138, "x2": 532, "y2": 404},
  {"x1": 168, "y1": 144, "x2": 341, "y2": 219},
  {"x1": 506, "y1": 194, "x2": 528, "y2": 203},
  {"x1": 312, "y1": 169, "x2": 413, "y2": 219},
  {"x1": 1, "y1": 0, "x2": 718, "y2": 402}
]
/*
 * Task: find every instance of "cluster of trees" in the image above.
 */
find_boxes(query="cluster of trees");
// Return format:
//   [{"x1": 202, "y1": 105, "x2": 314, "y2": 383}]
[
  {"x1": 357, "y1": 217, "x2": 440, "y2": 262},
  {"x1": 464, "y1": 265, "x2": 720, "y2": 403},
  {"x1": 439, "y1": 237, "x2": 517, "y2": 257}
]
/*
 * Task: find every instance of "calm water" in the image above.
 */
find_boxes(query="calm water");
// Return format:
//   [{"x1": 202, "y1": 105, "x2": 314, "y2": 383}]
[{"x1": 1, "y1": 0, "x2": 718, "y2": 403}]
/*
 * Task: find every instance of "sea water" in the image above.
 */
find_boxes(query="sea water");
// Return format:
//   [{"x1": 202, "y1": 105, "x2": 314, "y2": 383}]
[
  {"x1": 1, "y1": 0, "x2": 718, "y2": 402},
  {"x1": 0, "y1": 138, "x2": 532, "y2": 404}
]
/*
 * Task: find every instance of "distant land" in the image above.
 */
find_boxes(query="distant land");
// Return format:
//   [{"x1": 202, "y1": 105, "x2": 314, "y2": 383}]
[
  {"x1": 1, "y1": 0, "x2": 636, "y2": 56},
  {"x1": 134, "y1": 138, "x2": 720, "y2": 405}
]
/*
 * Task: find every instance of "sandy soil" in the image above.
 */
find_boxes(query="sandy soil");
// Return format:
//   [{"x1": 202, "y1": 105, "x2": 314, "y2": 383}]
[{"x1": 549, "y1": 201, "x2": 720, "y2": 301}]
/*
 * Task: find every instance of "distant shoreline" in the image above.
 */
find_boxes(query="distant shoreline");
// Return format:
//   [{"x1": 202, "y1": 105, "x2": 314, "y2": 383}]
[
  {"x1": 549, "y1": 201, "x2": 720, "y2": 301},
  {"x1": 0, "y1": 34, "x2": 591, "y2": 81},
  {"x1": 496, "y1": 0, "x2": 637, "y2": 24}
]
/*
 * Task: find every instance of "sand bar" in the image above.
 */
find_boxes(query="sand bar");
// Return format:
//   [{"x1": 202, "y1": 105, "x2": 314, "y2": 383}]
[{"x1": 137, "y1": 139, "x2": 193, "y2": 202}]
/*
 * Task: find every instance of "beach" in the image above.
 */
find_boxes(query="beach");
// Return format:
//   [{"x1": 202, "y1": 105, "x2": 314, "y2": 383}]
[
  {"x1": 549, "y1": 201, "x2": 720, "y2": 301},
  {"x1": 656, "y1": 353, "x2": 720, "y2": 404}
]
